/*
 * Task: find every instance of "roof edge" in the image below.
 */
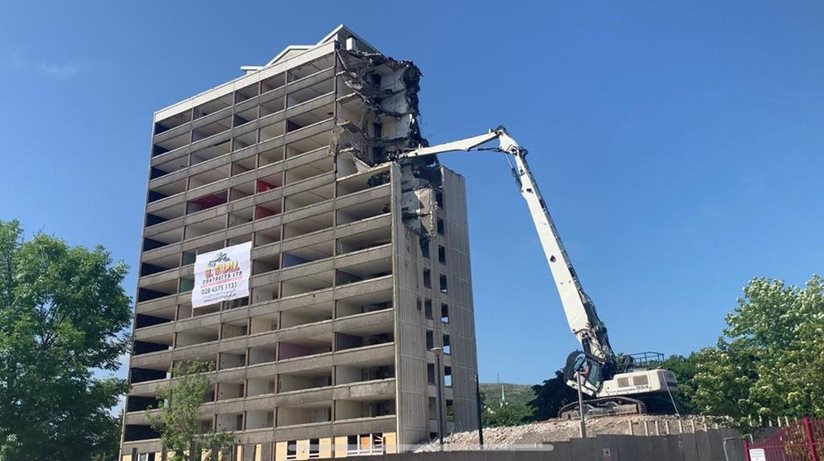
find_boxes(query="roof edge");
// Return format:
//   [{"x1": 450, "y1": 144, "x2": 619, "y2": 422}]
[
  {"x1": 316, "y1": 24, "x2": 380, "y2": 53},
  {"x1": 264, "y1": 45, "x2": 313, "y2": 67}
]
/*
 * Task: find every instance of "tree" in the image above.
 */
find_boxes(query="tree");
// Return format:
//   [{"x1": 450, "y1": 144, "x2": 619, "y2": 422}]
[
  {"x1": 690, "y1": 276, "x2": 824, "y2": 426},
  {"x1": 0, "y1": 220, "x2": 132, "y2": 460},
  {"x1": 691, "y1": 342, "x2": 759, "y2": 422},
  {"x1": 528, "y1": 370, "x2": 578, "y2": 421},
  {"x1": 482, "y1": 401, "x2": 533, "y2": 428},
  {"x1": 659, "y1": 354, "x2": 700, "y2": 414},
  {"x1": 148, "y1": 361, "x2": 234, "y2": 461},
  {"x1": 92, "y1": 409, "x2": 125, "y2": 461}
]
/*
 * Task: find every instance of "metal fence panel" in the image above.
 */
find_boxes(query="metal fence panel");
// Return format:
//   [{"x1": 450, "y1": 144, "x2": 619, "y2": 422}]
[{"x1": 745, "y1": 416, "x2": 821, "y2": 461}]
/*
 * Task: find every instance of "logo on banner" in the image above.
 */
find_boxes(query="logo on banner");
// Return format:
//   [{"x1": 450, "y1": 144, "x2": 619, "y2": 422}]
[
  {"x1": 204, "y1": 252, "x2": 239, "y2": 279},
  {"x1": 193, "y1": 242, "x2": 252, "y2": 308}
]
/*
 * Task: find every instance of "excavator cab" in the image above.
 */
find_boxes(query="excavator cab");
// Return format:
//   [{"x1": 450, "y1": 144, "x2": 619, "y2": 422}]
[{"x1": 563, "y1": 351, "x2": 608, "y2": 396}]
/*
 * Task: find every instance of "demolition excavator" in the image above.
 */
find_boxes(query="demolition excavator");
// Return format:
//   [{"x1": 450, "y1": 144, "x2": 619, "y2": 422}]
[{"x1": 395, "y1": 127, "x2": 678, "y2": 418}]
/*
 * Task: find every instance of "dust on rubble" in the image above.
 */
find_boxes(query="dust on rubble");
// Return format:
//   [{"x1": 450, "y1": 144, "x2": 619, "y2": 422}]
[{"x1": 415, "y1": 414, "x2": 725, "y2": 452}]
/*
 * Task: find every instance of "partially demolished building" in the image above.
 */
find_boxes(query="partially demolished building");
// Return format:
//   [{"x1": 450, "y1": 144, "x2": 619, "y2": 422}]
[{"x1": 121, "y1": 26, "x2": 479, "y2": 460}]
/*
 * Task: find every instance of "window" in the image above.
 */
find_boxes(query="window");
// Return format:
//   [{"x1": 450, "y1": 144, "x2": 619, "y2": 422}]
[
  {"x1": 419, "y1": 236, "x2": 430, "y2": 258},
  {"x1": 179, "y1": 277, "x2": 194, "y2": 293},
  {"x1": 435, "y1": 191, "x2": 444, "y2": 209},
  {"x1": 423, "y1": 269, "x2": 431, "y2": 289},
  {"x1": 182, "y1": 252, "x2": 196, "y2": 265},
  {"x1": 440, "y1": 304, "x2": 449, "y2": 323},
  {"x1": 439, "y1": 274, "x2": 448, "y2": 294},
  {"x1": 443, "y1": 334, "x2": 451, "y2": 355},
  {"x1": 347, "y1": 433, "x2": 383, "y2": 456},
  {"x1": 424, "y1": 299, "x2": 433, "y2": 319},
  {"x1": 445, "y1": 366, "x2": 453, "y2": 387},
  {"x1": 225, "y1": 296, "x2": 249, "y2": 310},
  {"x1": 437, "y1": 218, "x2": 445, "y2": 235},
  {"x1": 346, "y1": 435, "x2": 358, "y2": 455},
  {"x1": 427, "y1": 363, "x2": 435, "y2": 384},
  {"x1": 309, "y1": 438, "x2": 320, "y2": 459},
  {"x1": 426, "y1": 330, "x2": 434, "y2": 350},
  {"x1": 438, "y1": 245, "x2": 446, "y2": 264}
]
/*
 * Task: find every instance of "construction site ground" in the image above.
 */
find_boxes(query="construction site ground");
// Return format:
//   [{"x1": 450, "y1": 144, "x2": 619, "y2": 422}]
[{"x1": 416, "y1": 414, "x2": 725, "y2": 451}]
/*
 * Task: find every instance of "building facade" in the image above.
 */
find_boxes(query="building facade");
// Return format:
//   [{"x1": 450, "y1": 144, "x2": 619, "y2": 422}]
[{"x1": 121, "y1": 26, "x2": 479, "y2": 461}]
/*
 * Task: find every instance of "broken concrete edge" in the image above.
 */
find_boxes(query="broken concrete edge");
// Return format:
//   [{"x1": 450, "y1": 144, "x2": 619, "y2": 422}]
[
  {"x1": 333, "y1": 48, "x2": 443, "y2": 238},
  {"x1": 337, "y1": 49, "x2": 427, "y2": 148}
]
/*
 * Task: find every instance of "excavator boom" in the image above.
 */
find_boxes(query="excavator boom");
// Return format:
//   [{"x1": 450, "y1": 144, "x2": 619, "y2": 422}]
[
  {"x1": 396, "y1": 127, "x2": 678, "y2": 413},
  {"x1": 398, "y1": 127, "x2": 616, "y2": 394}
]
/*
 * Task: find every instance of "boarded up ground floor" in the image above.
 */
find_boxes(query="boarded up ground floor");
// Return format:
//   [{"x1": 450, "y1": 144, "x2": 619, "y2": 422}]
[{"x1": 123, "y1": 429, "x2": 748, "y2": 461}]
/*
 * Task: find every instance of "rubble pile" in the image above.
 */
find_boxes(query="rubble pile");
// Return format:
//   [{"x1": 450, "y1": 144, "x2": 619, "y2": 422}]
[{"x1": 416, "y1": 415, "x2": 727, "y2": 452}]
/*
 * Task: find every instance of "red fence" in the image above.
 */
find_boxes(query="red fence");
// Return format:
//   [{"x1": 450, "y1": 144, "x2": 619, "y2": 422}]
[{"x1": 745, "y1": 416, "x2": 823, "y2": 461}]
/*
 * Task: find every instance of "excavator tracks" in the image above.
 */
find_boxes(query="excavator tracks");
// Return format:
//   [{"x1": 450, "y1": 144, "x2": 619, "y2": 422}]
[{"x1": 558, "y1": 396, "x2": 648, "y2": 420}]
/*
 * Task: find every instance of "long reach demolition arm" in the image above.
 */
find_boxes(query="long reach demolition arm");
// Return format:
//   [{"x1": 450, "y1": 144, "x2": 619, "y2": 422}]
[{"x1": 397, "y1": 126, "x2": 615, "y2": 394}]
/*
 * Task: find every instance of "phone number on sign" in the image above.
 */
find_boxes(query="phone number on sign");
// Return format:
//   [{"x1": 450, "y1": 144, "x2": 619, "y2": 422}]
[{"x1": 201, "y1": 282, "x2": 238, "y2": 295}]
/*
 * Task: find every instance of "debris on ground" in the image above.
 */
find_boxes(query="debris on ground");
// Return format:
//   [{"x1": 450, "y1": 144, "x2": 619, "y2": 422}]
[{"x1": 415, "y1": 414, "x2": 728, "y2": 451}]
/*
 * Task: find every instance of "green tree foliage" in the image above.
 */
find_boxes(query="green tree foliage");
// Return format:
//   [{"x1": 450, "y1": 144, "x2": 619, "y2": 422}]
[
  {"x1": 0, "y1": 220, "x2": 131, "y2": 460},
  {"x1": 659, "y1": 354, "x2": 699, "y2": 414},
  {"x1": 528, "y1": 370, "x2": 578, "y2": 421},
  {"x1": 481, "y1": 401, "x2": 533, "y2": 428},
  {"x1": 148, "y1": 361, "x2": 234, "y2": 461},
  {"x1": 690, "y1": 276, "x2": 824, "y2": 426}
]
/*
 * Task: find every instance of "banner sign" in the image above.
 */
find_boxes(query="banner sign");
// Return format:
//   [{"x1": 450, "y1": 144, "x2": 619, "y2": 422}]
[{"x1": 192, "y1": 242, "x2": 252, "y2": 308}]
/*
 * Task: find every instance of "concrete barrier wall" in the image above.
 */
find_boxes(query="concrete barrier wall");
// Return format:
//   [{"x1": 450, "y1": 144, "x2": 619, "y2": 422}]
[{"x1": 383, "y1": 429, "x2": 747, "y2": 461}]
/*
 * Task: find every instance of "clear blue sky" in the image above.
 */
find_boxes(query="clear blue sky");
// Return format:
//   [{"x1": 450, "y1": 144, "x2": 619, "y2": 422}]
[{"x1": 2, "y1": 2, "x2": 822, "y2": 385}]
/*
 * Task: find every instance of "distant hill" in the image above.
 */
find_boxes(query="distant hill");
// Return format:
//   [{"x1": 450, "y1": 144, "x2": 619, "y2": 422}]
[{"x1": 479, "y1": 382, "x2": 535, "y2": 407}]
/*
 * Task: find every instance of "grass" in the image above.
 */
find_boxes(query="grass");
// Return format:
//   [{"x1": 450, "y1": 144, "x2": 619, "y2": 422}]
[{"x1": 479, "y1": 382, "x2": 535, "y2": 407}]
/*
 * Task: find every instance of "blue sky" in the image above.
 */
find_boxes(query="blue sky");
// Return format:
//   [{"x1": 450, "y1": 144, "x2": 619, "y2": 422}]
[{"x1": 1, "y1": 2, "x2": 822, "y2": 385}]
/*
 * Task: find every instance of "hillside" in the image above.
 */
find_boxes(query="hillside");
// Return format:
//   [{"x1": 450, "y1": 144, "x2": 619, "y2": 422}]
[{"x1": 479, "y1": 382, "x2": 535, "y2": 407}]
